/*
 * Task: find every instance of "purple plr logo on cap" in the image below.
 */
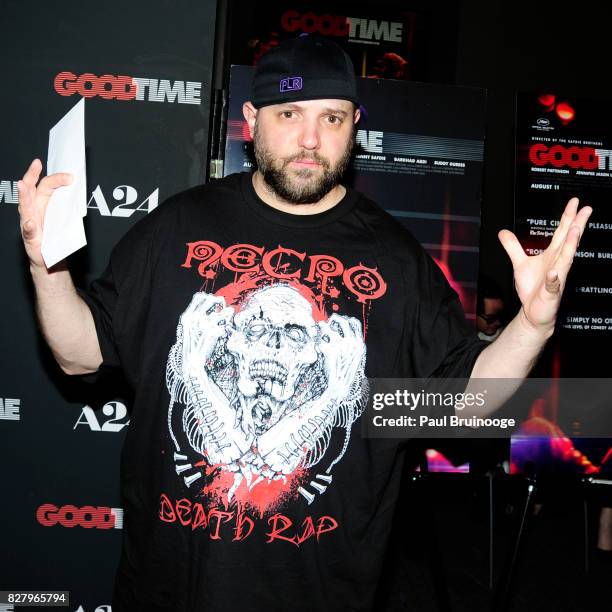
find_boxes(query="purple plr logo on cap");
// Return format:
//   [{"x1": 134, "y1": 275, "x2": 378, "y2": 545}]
[{"x1": 280, "y1": 76, "x2": 303, "y2": 92}]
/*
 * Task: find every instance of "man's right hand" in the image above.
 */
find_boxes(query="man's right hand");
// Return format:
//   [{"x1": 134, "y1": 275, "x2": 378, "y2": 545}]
[
  {"x1": 17, "y1": 158, "x2": 103, "y2": 375},
  {"x1": 17, "y1": 158, "x2": 73, "y2": 270}
]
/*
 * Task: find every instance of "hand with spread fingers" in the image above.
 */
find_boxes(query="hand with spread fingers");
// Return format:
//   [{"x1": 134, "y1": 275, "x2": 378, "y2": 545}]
[
  {"x1": 17, "y1": 158, "x2": 73, "y2": 270},
  {"x1": 467, "y1": 197, "x2": 594, "y2": 409},
  {"x1": 498, "y1": 197, "x2": 592, "y2": 333}
]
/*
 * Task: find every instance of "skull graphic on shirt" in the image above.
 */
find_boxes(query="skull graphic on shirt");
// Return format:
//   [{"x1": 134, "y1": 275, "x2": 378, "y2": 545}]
[
  {"x1": 226, "y1": 285, "x2": 319, "y2": 434},
  {"x1": 166, "y1": 283, "x2": 367, "y2": 504}
]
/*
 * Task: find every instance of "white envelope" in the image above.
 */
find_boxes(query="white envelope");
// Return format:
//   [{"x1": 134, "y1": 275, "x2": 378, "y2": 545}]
[{"x1": 41, "y1": 98, "x2": 87, "y2": 268}]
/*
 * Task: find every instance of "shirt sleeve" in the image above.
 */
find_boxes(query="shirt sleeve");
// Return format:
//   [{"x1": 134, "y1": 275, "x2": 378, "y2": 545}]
[
  {"x1": 407, "y1": 244, "x2": 488, "y2": 380},
  {"x1": 75, "y1": 209, "x2": 160, "y2": 386},
  {"x1": 76, "y1": 260, "x2": 122, "y2": 378}
]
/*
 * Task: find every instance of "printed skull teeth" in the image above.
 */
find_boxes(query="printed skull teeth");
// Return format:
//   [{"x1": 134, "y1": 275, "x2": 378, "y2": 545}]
[{"x1": 249, "y1": 359, "x2": 288, "y2": 385}]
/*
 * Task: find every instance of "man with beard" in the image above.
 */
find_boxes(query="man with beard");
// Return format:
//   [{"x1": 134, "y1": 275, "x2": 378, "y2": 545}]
[{"x1": 17, "y1": 36, "x2": 590, "y2": 612}]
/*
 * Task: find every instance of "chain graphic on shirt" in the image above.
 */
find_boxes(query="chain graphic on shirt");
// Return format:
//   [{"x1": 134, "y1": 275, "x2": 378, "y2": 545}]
[{"x1": 166, "y1": 283, "x2": 368, "y2": 508}]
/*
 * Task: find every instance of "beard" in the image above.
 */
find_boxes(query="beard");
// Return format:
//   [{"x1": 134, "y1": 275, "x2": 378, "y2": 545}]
[{"x1": 253, "y1": 121, "x2": 355, "y2": 204}]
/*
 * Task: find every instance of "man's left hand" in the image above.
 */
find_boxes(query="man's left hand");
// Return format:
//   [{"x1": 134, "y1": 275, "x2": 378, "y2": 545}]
[{"x1": 498, "y1": 197, "x2": 592, "y2": 333}]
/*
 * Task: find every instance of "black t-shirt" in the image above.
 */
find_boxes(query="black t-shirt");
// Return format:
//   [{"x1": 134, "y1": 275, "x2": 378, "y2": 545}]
[{"x1": 79, "y1": 172, "x2": 487, "y2": 611}]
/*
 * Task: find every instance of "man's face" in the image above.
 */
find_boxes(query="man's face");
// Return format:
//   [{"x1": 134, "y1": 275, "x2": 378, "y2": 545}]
[{"x1": 249, "y1": 98, "x2": 358, "y2": 204}]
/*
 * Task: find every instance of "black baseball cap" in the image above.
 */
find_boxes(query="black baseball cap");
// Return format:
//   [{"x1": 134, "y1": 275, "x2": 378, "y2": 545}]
[{"x1": 250, "y1": 35, "x2": 359, "y2": 109}]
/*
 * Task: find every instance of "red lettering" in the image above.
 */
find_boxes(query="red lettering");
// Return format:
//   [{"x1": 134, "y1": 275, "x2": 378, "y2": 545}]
[
  {"x1": 181, "y1": 240, "x2": 224, "y2": 277},
  {"x1": 565, "y1": 145, "x2": 595, "y2": 169},
  {"x1": 280, "y1": 9, "x2": 349, "y2": 36},
  {"x1": 305, "y1": 255, "x2": 344, "y2": 295},
  {"x1": 296, "y1": 516, "x2": 317, "y2": 544},
  {"x1": 96, "y1": 74, "x2": 116, "y2": 100},
  {"x1": 54, "y1": 71, "x2": 78, "y2": 96},
  {"x1": 114, "y1": 76, "x2": 138, "y2": 100},
  {"x1": 262, "y1": 246, "x2": 305, "y2": 279},
  {"x1": 192, "y1": 503, "x2": 208, "y2": 530},
  {"x1": 301, "y1": 12, "x2": 319, "y2": 33},
  {"x1": 529, "y1": 143, "x2": 548, "y2": 166},
  {"x1": 96, "y1": 507, "x2": 116, "y2": 530},
  {"x1": 266, "y1": 513, "x2": 298, "y2": 546},
  {"x1": 159, "y1": 493, "x2": 177, "y2": 522},
  {"x1": 53, "y1": 72, "x2": 137, "y2": 100},
  {"x1": 37, "y1": 503, "x2": 58, "y2": 526},
  {"x1": 343, "y1": 264, "x2": 387, "y2": 303},
  {"x1": 528, "y1": 143, "x2": 598, "y2": 169},
  {"x1": 549, "y1": 144, "x2": 569, "y2": 168},
  {"x1": 80, "y1": 507, "x2": 96, "y2": 528},
  {"x1": 81, "y1": 505, "x2": 99, "y2": 529},
  {"x1": 36, "y1": 504, "x2": 117, "y2": 528},
  {"x1": 157, "y1": 497, "x2": 338, "y2": 544},
  {"x1": 281, "y1": 9, "x2": 301, "y2": 32},
  {"x1": 233, "y1": 512, "x2": 255, "y2": 541},
  {"x1": 181, "y1": 242, "x2": 388, "y2": 304},
  {"x1": 208, "y1": 509, "x2": 234, "y2": 540},
  {"x1": 316, "y1": 515, "x2": 339, "y2": 539},
  {"x1": 59, "y1": 504, "x2": 79, "y2": 527},
  {"x1": 78, "y1": 73, "x2": 98, "y2": 98},
  {"x1": 318, "y1": 13, "x2": 340, "y2": 36},
  {"x1": 175, "y1": 498, "x2": 192, "y2": 527},
  {"x1": 222, "y1": 243, "x2": 264, "y2": 273}
]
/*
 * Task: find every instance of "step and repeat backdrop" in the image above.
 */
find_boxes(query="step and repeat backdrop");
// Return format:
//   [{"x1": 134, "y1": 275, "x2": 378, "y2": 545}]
[{"x1": 1, "y1": 1, "x2": 217, "y2": 609}]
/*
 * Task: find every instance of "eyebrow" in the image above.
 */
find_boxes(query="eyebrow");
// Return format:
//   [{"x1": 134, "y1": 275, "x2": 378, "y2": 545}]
[
  {"x1": 322, "y1": 107, "x2": 350, "y2": 117},
  {"x1": 277, "y1": 103, "x2": 351, "y2": 117}
]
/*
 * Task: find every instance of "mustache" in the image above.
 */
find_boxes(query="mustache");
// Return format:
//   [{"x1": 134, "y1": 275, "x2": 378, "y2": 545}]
[{"x1": 282, "y1": 152, "x2": 330, "y2": 168}]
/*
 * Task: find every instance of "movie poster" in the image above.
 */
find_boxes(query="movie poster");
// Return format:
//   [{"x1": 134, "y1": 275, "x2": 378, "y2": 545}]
[
  {"x1": 515, "y1": 92, "x2": 612, "y2": 336},
  {"x1": 511, "y1": 93, "x2": 612, "y2": 477},
  {"x1": 229, "y1": 1, "x2": 427, "y2": 81}
]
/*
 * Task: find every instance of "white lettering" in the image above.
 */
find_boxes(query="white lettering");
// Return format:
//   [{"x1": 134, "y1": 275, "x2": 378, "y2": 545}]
[
  {"x1": 0, "y1": 180, "x2": 18, "y2": 204},
  {"x1": 356, "y1": 129, "x2": 383, "y2": 153},
  {"x1": 157, "y1": 79, "x2": 185, "y2": 104},
  {"x1": 0, "y1": 397, "x2": 20, "y2": 420}
]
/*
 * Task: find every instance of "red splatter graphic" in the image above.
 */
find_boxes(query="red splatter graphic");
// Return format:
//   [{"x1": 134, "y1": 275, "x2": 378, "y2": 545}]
[
  {"x1": 233, "y1": 469, "x2": 309, "y2": 516},
  {"x1": 200, "y1": 462, "x2": 309, "y2": 516},
  {"x1": 216, "y1": 273, "x2": 329, "y2": 323}
]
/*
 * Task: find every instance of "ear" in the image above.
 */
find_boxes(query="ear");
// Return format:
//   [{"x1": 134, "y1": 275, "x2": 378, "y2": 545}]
[
  {"x1": 243, "y1": 102, "x2": 258, "y2": 139},
  {"x1": 353, "y1": 105, "x2": 361, "y2": 125}
]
